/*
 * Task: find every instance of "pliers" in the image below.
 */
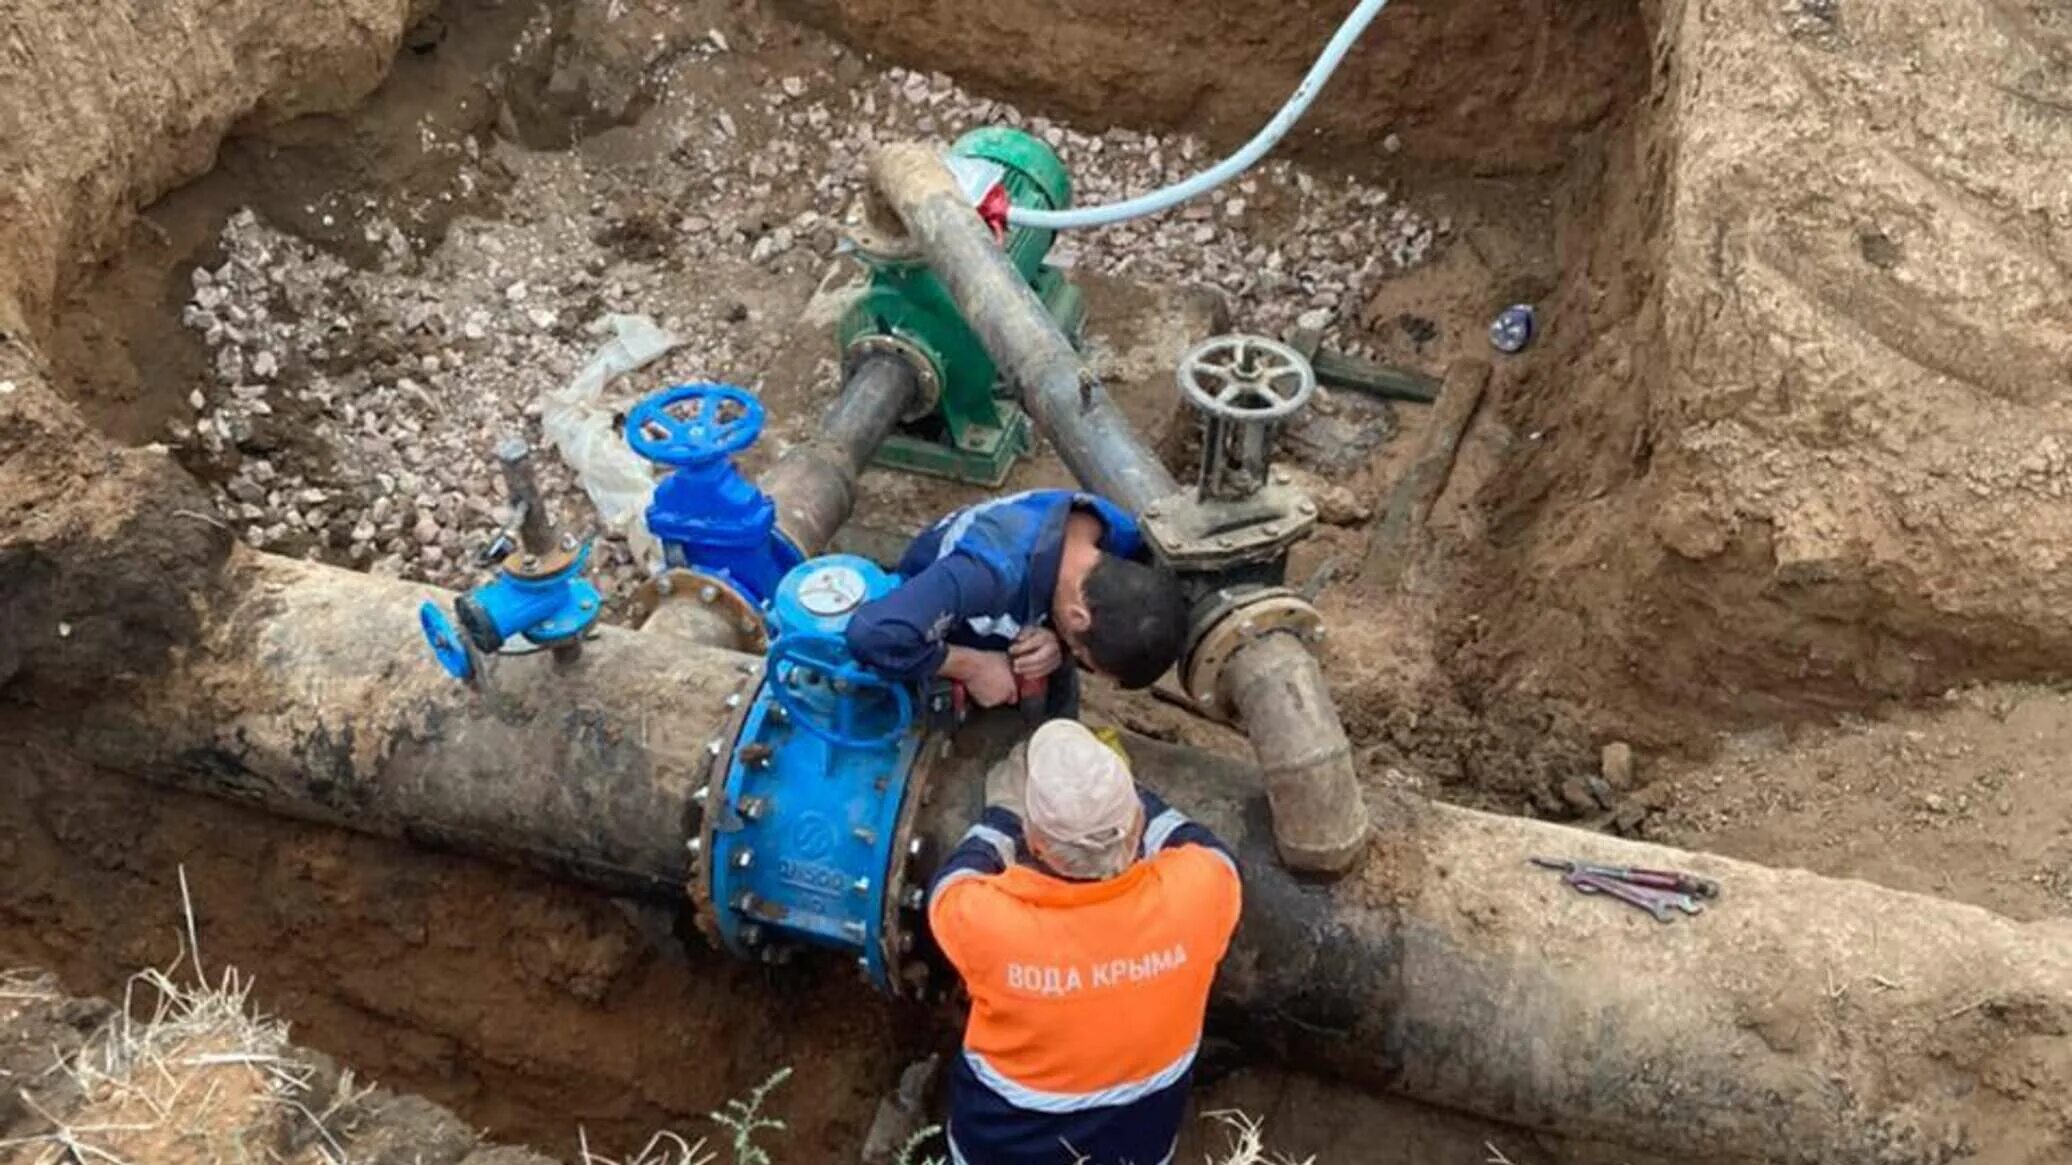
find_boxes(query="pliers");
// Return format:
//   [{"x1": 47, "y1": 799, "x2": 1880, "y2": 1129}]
[{"x1": 1531, "y1": 857, "x2": 1721, "y2": 924}]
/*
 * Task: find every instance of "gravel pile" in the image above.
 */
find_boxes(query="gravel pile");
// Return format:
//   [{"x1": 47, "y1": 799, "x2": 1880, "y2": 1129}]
[
  {"x1": 172, "y1": 23, "x2": 1436, "y2": 602},
  {"x1": 815, "y1": 65, "x2": 1437, "y2": 339}
]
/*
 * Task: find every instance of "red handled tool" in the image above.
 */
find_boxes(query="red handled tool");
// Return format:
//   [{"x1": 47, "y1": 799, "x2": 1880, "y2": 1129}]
[
  {"x1": 1531, "y1": 857, "x2": 1720, "y2": 924},
  {"x1": 1016, "y1": 674, "x2": 1048, "y2": 724}
]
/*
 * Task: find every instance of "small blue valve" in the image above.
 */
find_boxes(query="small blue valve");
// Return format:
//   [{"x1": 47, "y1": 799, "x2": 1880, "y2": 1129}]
[{"x1": 418, "y1": 438, "x2": 602, "y2": 681}]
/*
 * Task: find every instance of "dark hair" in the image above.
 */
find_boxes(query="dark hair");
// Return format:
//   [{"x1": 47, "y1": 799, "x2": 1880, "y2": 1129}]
[{"x1": 1079, "y1": 554, "x2": 1187, "y2": 689}]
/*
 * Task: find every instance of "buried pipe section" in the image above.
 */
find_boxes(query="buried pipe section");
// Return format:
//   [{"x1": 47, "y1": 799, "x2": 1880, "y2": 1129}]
[
  {"x1": 864, "y1": 142, "x2": 1368, "y2": 874},
  {"x1": 62, "y1": 549, "x2": 2072, "y2": 1165}
]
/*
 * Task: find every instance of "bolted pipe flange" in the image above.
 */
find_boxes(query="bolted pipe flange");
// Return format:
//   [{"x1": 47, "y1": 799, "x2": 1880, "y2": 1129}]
[
  {"x1": 1180, "y1": 587, "x2": 1328, "y2": 722},
  {"x1": 686, "y1": 670, "x2": 763, "y2": 949},
  {"x1": 630, "y1": 568, "x2": 771, "y2": 653},
  {"x1": 843, "y1": 336, "x2": 943, "y2": 422}
]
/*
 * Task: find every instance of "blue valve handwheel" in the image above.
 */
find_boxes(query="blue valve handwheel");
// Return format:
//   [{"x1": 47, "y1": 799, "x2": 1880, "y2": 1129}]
[
  {"x1": 420, "y1": 601, "x2": 476, "y2": 682},
  {"x1": 766, "y1": 632, "x2": 914, "y2": 749},
  {"x1": 626, "y1": 383, "x2": 765, "y2": 467}
]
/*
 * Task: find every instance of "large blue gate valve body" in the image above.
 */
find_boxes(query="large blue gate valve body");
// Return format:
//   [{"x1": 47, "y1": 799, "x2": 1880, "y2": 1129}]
[
  {"x1": 630, "y1": 383, "x2": 802, "y2": 605},
  {"x1": 701, "y1": 555, "x2": 930, "y2": 991}
]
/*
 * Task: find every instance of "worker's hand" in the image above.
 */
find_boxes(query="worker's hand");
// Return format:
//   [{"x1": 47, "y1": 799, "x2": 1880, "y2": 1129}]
[
  {"x1": 944, "y1": 647, "x2": 1019, "y2": 707},
  {"x1": 1008, "y1": 627, "x2": 1064, "y2": 679}
]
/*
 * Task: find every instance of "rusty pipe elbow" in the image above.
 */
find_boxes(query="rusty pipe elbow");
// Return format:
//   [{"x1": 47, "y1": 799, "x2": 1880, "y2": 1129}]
[{"x1": 1220, "y1": 631, "x2": 1369, "y2": 875}]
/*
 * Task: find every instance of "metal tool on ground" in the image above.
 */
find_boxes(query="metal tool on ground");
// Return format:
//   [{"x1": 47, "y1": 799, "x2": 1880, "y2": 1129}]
[
  {"x1": 1286, "y1": 327, "x2": 1442, "y2": 404},
  {"x1": 1532, "y1": 856, "x2": 1719, "y2": 924},
  {"x1": 1489, "y1": 304, "x2": 1537, "y2": 354}
]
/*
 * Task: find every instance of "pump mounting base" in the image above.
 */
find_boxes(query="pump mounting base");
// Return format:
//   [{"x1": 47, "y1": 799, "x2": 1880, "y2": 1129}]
[{"x1": 870, "y1": 404, "x2": 1032, "y2": 487}]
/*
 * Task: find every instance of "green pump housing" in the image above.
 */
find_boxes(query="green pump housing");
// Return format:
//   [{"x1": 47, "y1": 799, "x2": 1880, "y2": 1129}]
[{"x1": 837, "y1": 127, "x2": 1086, "y2": 485}]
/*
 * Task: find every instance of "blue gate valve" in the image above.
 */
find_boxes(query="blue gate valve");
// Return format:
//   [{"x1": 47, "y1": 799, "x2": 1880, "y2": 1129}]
[
  {"x1": 417, "y1": 438, "x2": 603, "y2": 683},
  {"x1": 629, "y1": 383, "x2": 802, "y2": 605}
]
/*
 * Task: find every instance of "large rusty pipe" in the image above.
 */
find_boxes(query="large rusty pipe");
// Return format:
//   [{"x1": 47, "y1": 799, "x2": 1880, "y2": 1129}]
[
  {"x1": 73, "y1": 550, "x2": 748, "y2": 899},
  {"x1": 56, "y1": 549, "x2": 2072, "y2": 1164},
  {"x1": 1220, "y1": 632, "x2": 1367, "y2": 871},
  {"x1": 761, "y1": 354, "x2": 918, "y2": 556},
  {"x1": 865, "y1": 142, "x2": 1367, "y2": 876}
]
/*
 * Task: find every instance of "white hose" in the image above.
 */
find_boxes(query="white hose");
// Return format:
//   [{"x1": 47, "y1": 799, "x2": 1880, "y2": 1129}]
[{"x1": 1006, "y1": 0, "x2": 1392, "y2": 231}]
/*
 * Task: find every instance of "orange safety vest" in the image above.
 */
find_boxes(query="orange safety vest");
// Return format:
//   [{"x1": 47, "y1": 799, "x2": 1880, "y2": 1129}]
[{"x1": 930, "y1": 832, "x2": 1241, "y2": 1154}]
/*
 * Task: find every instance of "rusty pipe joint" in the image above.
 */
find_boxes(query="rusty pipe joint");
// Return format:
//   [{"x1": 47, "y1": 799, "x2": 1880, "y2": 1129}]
[{"x1": 1180, "y1": 588, "x2": 1367, "y2": 874}]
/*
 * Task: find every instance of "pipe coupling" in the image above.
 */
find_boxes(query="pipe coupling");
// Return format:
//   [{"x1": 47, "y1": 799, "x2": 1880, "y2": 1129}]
[{"x1": 1180, "y1": 586, "x2": 1326, "y2": 721}]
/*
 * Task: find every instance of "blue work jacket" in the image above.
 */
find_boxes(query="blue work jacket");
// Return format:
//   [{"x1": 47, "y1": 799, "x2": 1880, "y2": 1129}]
[{"x1": 843, "y1": 490, "x2": 1144, "y2": 685}]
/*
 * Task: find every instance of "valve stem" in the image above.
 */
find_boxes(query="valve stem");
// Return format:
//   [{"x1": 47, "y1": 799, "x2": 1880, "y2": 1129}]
[{"x1": 498, "y1": 437, "x2": 557, "y2": 557}]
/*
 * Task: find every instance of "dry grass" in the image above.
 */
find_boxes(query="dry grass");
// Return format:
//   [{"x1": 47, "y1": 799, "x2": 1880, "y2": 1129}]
[
  {"x1": 0, "y1": 868, "x2": 370, "y2": 1165},
  {"x1": 1199, "y1": 1110, "x2": 1315, "y2": 1165}
]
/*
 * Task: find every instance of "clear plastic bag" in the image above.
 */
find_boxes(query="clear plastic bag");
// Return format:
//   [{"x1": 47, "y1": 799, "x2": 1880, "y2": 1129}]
[{"x1": 537, "y1": 314, "x2": 681, "y2": 566}]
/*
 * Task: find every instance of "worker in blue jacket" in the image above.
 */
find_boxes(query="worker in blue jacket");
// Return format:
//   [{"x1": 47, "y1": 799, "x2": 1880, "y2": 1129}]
[{"x1": 844, "y1": 490, "x2": 1187, "y2": 716}]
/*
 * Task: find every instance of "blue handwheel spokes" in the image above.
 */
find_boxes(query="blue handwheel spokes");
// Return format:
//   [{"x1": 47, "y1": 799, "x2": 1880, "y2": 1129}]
[
  {"x1": 626, "y1": 383, "x2": 765, "y2": 468},
  {"x1": 765, "y1": 633, "x2": 914, "y2": 749}
]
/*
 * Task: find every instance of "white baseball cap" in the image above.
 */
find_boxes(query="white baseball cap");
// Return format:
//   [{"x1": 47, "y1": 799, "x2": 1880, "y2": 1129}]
[{"x1": 1024, "y1": 720, "x2": 1140, "y2": 877}]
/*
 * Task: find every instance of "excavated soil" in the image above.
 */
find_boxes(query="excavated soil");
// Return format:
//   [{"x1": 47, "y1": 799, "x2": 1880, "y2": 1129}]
[{"x1": 6, "y1": 0, "x2": 2072, "y2": 1160}]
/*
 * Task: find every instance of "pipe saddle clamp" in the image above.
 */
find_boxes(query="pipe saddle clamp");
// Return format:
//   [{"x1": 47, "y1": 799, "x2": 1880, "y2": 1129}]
[{"x1": 1181, "y1": 587, "x2": 1328, "y2": 721}]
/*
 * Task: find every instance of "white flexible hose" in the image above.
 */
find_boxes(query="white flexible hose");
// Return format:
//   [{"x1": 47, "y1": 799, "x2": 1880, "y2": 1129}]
[{"x1": 1006, "y1": 0, "x2": 1392, "y2": 231}]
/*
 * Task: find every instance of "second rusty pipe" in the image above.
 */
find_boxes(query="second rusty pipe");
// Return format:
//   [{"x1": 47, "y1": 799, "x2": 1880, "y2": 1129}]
[
  {"x1": 760, "y1": 354, "x2": 919, "y2": 555},
  {"x1": 864, "y1": 144, "x2": 1180, "y2": 514}
]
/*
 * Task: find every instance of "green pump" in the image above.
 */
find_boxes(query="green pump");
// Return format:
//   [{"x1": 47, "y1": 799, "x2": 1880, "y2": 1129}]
[{"x1": 836, "y1": 127, "x2": 1086, "y2": 485}]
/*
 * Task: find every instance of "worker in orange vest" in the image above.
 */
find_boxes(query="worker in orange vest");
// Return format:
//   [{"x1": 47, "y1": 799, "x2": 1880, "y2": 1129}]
[{"x1": 927, "y1": 720, "x2": 1244, "y2": 1165}]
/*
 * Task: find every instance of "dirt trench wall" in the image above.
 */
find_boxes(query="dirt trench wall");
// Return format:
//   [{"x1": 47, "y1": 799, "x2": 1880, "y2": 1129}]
[
  {"x1": 0, "y1": 0, "x2": 438, "y2": 697},
  {"x1": 1463, "y1": 0, "x2": 2072, "y2": 735},
  {"x1": 0, "y1": 0, "x2": 431, "y2": 345},
  {"x1": 775, "y1": 0, "x2": 1644, "y2": 174},
  {"x1": 0, "y1": 747, "x2": 901, "y2": 1159}
]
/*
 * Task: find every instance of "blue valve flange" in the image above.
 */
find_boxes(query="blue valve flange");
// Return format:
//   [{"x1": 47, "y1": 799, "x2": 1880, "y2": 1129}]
[{"x1": 419, "y1": 601, "x2": 476, "y2": 682}]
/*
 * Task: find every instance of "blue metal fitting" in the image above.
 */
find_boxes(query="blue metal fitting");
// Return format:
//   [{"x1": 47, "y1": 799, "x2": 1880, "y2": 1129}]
[
  {"x1": 420, "y1": 542, "x2": 603, "y2": 681},
  {"x1": 419, "y1": 436, "x2": 602, "y2": 682},
  {"x1": 703, "y1": 555, "x2": 927, "y2": 991},
  {"x1": 630, "y1": 383, "x2": 803, "y2": 605}
]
